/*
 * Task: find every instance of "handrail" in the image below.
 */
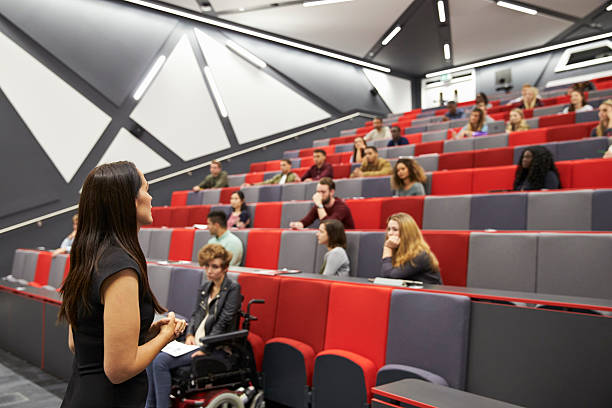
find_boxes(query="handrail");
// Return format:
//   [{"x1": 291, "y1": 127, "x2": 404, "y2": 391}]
[{"x1": 0, "y1": 112, "x2": 373, "y2": 235}]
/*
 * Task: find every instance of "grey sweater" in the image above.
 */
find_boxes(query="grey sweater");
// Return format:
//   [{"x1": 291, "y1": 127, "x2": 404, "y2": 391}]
[{"x1": 321, "y1": 247, "x2": 350, "y2": 277}]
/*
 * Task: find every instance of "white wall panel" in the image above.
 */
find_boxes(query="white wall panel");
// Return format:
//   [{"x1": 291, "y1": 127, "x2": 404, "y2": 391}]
[
  {"x1": 363, "y1": 69, "x2": 412, "y2": 113},
  {"x1": 97, "y1": 128, "x2": 170, "y2": 175},
  {"x1": 195, "y1": 29, "x2": 330, "y2": 144},
  {"x1": 130, "y1": 35, "x2": 230, "y2": 161},
  {"x1": 0, "y1": 31, "x2": 111, "y2": 182}
]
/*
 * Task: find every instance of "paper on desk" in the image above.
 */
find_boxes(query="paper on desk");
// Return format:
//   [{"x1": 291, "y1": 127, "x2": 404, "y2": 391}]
[{"x1": 161, "y1": 340, "x2": 200, "y2": 357}]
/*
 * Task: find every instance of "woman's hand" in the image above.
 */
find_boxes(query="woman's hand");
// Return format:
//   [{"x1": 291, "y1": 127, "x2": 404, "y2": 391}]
[
  {"x1": 149, "y1": 317, "x2": 170, "y2": 337},
  {"x1": 384, "y1": 236, "x2": 401, "y2": 249},
  {"x1": 185, "y1": 335, "x2": 196, "y2": 345},
  {"x1": 191, "y1": 350, "x2": 206, "y2": 359}
]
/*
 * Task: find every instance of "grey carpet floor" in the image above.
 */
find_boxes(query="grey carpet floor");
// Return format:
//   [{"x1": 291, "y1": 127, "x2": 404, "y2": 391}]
[{"x1": 0, "y1": 348, "x2": 66, "y2": 407}]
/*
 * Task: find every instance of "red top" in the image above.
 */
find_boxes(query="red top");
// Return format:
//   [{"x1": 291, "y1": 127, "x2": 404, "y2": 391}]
[
  {"x1": 302, "y1": 162, "x2": 334, "y2": 180},
  {"x1": 300, "y1": 197, "x2": 355, "y2": 229}
]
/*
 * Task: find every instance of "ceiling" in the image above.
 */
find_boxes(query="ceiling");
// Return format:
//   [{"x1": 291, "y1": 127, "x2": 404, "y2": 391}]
[{"x1": 155, "y1": 0, "x2": 612, "y2": 76}]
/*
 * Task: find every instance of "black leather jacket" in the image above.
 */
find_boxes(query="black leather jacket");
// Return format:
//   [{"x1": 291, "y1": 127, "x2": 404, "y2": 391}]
[{"x1": 186, "y1": 276, "x2": 242, "y2": 339}]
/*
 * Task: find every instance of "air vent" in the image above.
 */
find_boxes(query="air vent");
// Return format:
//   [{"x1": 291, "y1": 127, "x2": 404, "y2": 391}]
[{"x1": 555, "y1": 40, "x2": 612, "y2": 73}]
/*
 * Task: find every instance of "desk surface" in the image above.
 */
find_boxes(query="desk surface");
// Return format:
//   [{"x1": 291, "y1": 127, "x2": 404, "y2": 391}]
[{"x1": 372, "y1": 379, "x2": 525, "y2": 408}]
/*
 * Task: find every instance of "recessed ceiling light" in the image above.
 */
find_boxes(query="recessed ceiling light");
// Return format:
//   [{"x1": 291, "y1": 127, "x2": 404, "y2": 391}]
[
  {"x1": 443, "y1": 43, "x2": 451, "y2": 60},
  {"x1": 303, "y1": 0, "x2": 353, "y2": 7},
  {"x1": 203, "y1": 66, "x2": 228, "y2": 117},
  {"x1": 238, "y1": 7, "x2": 245, "y2": 11},
  {"x1": 133, "y1": 55, "x2": 166, "y2": 100},
  {"x1": 226, "y1": 40, "x2": 267, "y2": 69},
  {"x1": 496, "y1": 1, "x2": 537, "y2": 15},
  {"x1": 437, "y1": 1, "x2": 446, "y2": 23},
  {"x1": 381, "y1": 26, "x2": 401, "y2": 46}
]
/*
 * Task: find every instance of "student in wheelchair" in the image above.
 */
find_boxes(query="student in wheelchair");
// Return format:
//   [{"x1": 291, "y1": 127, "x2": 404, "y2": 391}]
[{"x1": 146, "y1": 244, "x2": 242, "y2": 408}]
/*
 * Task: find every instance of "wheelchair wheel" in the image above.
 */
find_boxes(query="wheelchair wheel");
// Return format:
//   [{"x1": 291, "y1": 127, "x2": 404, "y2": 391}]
[
  {"x1": 249, "y1": 391, "x2": 265, "y2": 408},
  {"x1": 206, "y1": 392, "x2": 245, "y2": 408}
]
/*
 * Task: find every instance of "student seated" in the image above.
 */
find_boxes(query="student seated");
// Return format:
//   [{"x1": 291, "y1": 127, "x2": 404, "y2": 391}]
[
  {"x1": 591, "y1": 99, "x2": 612, "y2": 137},
  {"x1": 146, "y1": 244, "x2": 242, "y2": 408},
  {"x1": 227, "y1": 191, "x2": 250, "y2": 229},
  {"x1": 506, "y1": 108, "x2": 529, "y2": 133},
  {"x1": 364, "y1": 117, "x2": 391, "y2": 142},
  {"x1": 476, "y1": 92, "x2": 492, "y2": 109},
  {"x1": 475, "y1": 101, "x2": 495, "y2": 123},
  {"x1": 562, "y1": 89, "x2": 593, "y2": 114},
  {"x1": 206, "y1": 211, "x2": 243, "y2": 265},
  {"x1": 289, "y1": 177, "x2": 355, "y2": 230},
  {"x1": 451, "y1": 108, "x2": 488, "y2": 139},
  {"x1": 242, "y1": 159, "x2": 300, "y2": 187},
  {"x1": 442, "y1": 100, "x2": 464, "y2": 121},
  {"x1": 513, "y1": 146, "x2": 561, "y2": 191},
  {"x1": 391, "y1": 158, "x2": 426, "y2": 196},
  {"x1": 193, "y1": 160, "x2": 228, "y2": 191},
  {"x1": 387, "y1": 126, "x2": 409, "y2": 146},
  {"x1": 51, "y1": 214, "x2": 78, "y2": 257},
  {"x1": 380, "y1": 213, "x2": 441, "y2": 284},
  {"x1": 604, "y1": 145, "x2": 612, "y2": 159},
  {"x1": 316, "y1": 219, "x2": 350, "y2": 277},
  {"x1": 517, "y1": 86, "x2": 542, "y2": 110},
  {"x1": 350, "y1": 137, "x2": 366, "y2": 164},
  {"x1": 302, "y1": 149, "x2": 333, "y2": 182},
  {"x1": 350, "y1": 146, "x2": 393, "y2": 178}
]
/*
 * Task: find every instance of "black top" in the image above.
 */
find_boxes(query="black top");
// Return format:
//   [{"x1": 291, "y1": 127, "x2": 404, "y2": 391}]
[
  {"x1": 61, "y1": 246, "x2": 154, "y2": 408},
  {"x1": 515, "y1": 171, "x2": 560, "y2": 191},
  {"x1": 381, "y1": 251, "x2": 442, "y2": 284}
]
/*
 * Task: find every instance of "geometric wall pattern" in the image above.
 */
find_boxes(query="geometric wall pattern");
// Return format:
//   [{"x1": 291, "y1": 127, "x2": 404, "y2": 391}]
[
  {"x1": 195, "y1": 28, "x2": 330, "y2": 144},
  {"x1": 363, "y1": 68, "x2": 413, "y2": 114},
  {"x1": 0, "y1": 30, "x2": 111, "y2": 182}
]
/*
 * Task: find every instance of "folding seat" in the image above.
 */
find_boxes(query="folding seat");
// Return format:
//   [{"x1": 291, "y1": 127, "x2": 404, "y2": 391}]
[
  {"x1": 191, "y1": 230, "x2": 212, "y2": 261},
  {"x1": 27, "y1": 251, "x2": 53, "y2": 287},
  {"x1": 147, "y1": 228, "x2": 173, "y2": 260},
  {"x1": 372, "y1": 139, "x2": 390, "y2": 149},
  {"x1": 250, "y1": 162, "x2": 267, "y2": 172},
  {"x1": 284, "y1": 150, "x2": 299, "y2": 159},
  {"x1": 421, "y1": 129, "x2": 448, "y2": 142},
  {"x1": 473, "y1": 133, "x2": 508, "y2": 150},
  {"x1": 546, "y1": 122, "x2": 596, "y2": 143},
  {"x1": 201, "y1": 189, "x2": 222, "y2": 205},
  {"x1": 431, "y1": 168, "x2": 473, "y2": 195},
  {"x1": 354, "y1": 231, "x2": 386, "y2": 278},
  {"x1": 533, "y1": 104, "x2": 565, "y2": 117},
  {"x1": 151, "y1": 207, "x2": 171, "y2": 227},
  {"x1": 345, "y1": 198, "x2": 383, "y2": 229},
  {"x1": 138, "y1": 228, "x2": 152, "y2": 256},
  {"x1": 426, "y1": 121, "x2": 450, "y2": 132},
  {"x1": 539, "y1": 112, "x2": 575, "y2": 128},
  {"x1": 472, "y1": 165, "x2": 516, "y2": 193},
  {"x1": 421, "y1": 231, "x2": 469, "y2": 286},
  {"x1": 277, "y1": 230, "x2": 318, "y2": 273},
  {"x1": 361, "y1": 176, "x2": 393, "y2": 198},
  {"x1": 291, "y1": 158, "x2": 302, "y2": 168},
  {"x1": 169, "y1": 206, "x2": 190, "y2": 227},
  {"x1": 379, "y1": 196, "x2": 425, "y2": 228},
  {"x1": 168, "y1": 228, "x2": 195, "y2": 262},
  {"x1": 333, "y1": 163, "x2": 351, "y2": 178},
  {"x1": 405, "y1": 133, "x2": 422, "y2": 144},
  {"x1": 469, "y1": 193, "x2": 527, "y2": 230},
  {"x1": 438, "y1": 151, "x2": 474, "y2": 170},
  {"x1": 170, "y1": 191, "x2": 189, "y2": 206},
  {"x1": 311, "y1": 284, "x2": 391, "y2": 408},
  {"x1": 556, "y1": 138, "x2": 608, "y2": 161},
  {"x1": 326, "y1": 153, "x2": 345, "y2": 165},
  {"x1": 219, "y1": 187, "x2": 239, "y2": 204},
  {"x1": 262, "y1": 170, "x2": 279, "y2": 181},
  {"x1": 525, "y1": 117, "x2": 540, "y2": 129},
  {"x1": 575, "y1": 109, "x2": 599, "y2": 123},
  {"x1": 467, "y1": 232, "x2": 538, "y2": 291},
  {"x1": 443, "y1": 138, "x2": 474, "y2": 153},
  {"x1": 474, "y1": 146, "x2": 514, "y2": 168},
  {"x1": 147, "y1": 264, "x2": 173, "y2": 308},
  {"x1": 571, "y1": 158, "x2": 612, "y2": 188},
  {"x1": 414, "y1": 154, "x2": 439, "y2": 172},
  {"x1": 227, "y1": 174, "x2": 246, "y2": 187},
  {"x1": 166, "y1": 266, "x2": 203, "y2": 318},
  {"x1": 334, "y1": 143, "x2": 354, "y2": 153},
  {"x1": 304, "y1": 181, "x2": 318, "y2": 199},
  {"x1": 232, "y1": 230, "x2": 250, "y2": 266},
  {"x1": 527, "y1": 190, "x2": 592, "y2": 231},
  {"x1": 253, "y1": 202, "x2": 282, "y2": 228},
  {"x1": 512, "y1": 143, "x2": 557, "y2": 164},
  {"x1": 537, "y1": 233, "x2": 612, "y2": 299},
  {"x1": 241, "y1": 185, "x2": 260, "y2": 203},
  {"x1": 405, "y1": 125, "x2": 428, "y2": 135},
  {"x1": 313, "y1": 139, "x2": 329, "y2": 147},
  {"x1": 280, "y1": 201, "x2": 314, "y2": 228},
  {"x1": 334, "y1": 178, "x2": 363, "y2": 199},
  {"x1": 281, "y1": 183, "x2": 307, "y2": 202},
  {"x1": 244, "y1": 229, "x2": 282, "y2": 269},
  {"x1": 387, "y1": 144, "x2": 415, "y2": 158},
  {"x1": 314, "y1": 231, "x2": 361, "y2": 276},
  {"x1": 508, "y1": 128, "x2": 547, "y2": 146},
  {"x1": 186, "y1": 191, "x2": 205, "y2": 205},
  {"x1": 187, "y1": 205, "x2": 209, "y2": 226},
  {"x1": 414, "y1": 140, "x2": 444, "y2": 155},
  {"x1": 210, "y1": 204, "x2": 230, "y2": 216},
  {"x1": 378, "y1": 290, "x2": 470, "y2": 389},
  {"x1": 237, "y1": 273, "x2": 280, "y2": 341},
  {"x1": 592, "y1": 189, "x2": 612, "y2": 231},
  {"x1": 422, "y1": 195, "x2": 471, "y2": 230},
  {"x1": 377, "y1": 147, "x2": 390, "y2": 158},
  {"x1": 245, "y1": 172, "x2": 265, "y2": 184},
  {"x1": 43, "y1": 254, "x2": 69, "y2": 290}
]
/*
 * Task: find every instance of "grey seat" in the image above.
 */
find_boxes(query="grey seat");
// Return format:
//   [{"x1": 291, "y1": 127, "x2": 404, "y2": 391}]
[
  {"x1": 387, "y1": 144, "x2": 415, "y2": 158},
  {"x1": 281, "y1": 183, "x2": 307, "y2": 202},
  {"x1": 469, "y1": 193, "x2": 527, "y2": 230},
  {"x1": 10, "y1": 249, "x2": 29, "y2": 280},
  {"x1": 191, "y1": 230, "x2": 212, "y2": 261},
  {"x1": 587, "y1": 88, "x2": 612, "y2": 99},
  {"x1": 423, "y1": 195, "x2": 471, "y2": 229},
  {"x1": 536, "y1": 233, "x2": 612, "y2": 299},
  {"x1": 362, "y1": 177, "x2": 392, "y2": 198},
  {"x1": 334, "y1": 143, "x2": 354, "y2": 153},
  {"x1": 424, "y1": 171, "x2": 433, "y2": 195},
  {"x1": 304, "y1": 181, "x2": 318, "y2": 200},
  {"x1": 513, "y1": 143, "x2": 557, "y2": 163},
  {"x1": 556, "y1": 138, "x2": 608, "y2": 161},
  {"x1": 405, "y1": 125, "x2": 427, "y2": 135},
  {"x1": 355, "y1": 232, "x2": 386, "y2": 279},
  {"x1": 473, "y1": 133, "x2": 508, "y2": 150},
  {"x1": 575, "y1": 109, "x2": 598, "y2": 123},
  {"x1": 166, "y1": 266, "x2": 203, "y2": 318},
  {"x1": 228, "y1": 174, "x2": 246, "y2": 187},
  {"x1": 283, "y1": 150, "x2": 299, "y2": 159},
  {"x1": 592, "y1": 189, "x2": 612, "y2": 231},
  {"x1": 277, "y1": 230, "x2": 318, "y2": 273},
  {"x1": 313, "y1": 138, "x2": 330, "y2": 147},
  {"x1": 467, "y1": 232, "x2": 538, "y2": 292},
  {"x1": 334, "y1": 178, "x2": 363, "y2": 199},
  {"x1": 147, "y1": 228, "x2": 173, "y2": 261},
  {"x1": 426, "y1": 121, "x2": 450, "y2": 131},
  {"x1": 487, "y1": 121, "x2": 505, "y2": 134},
  {"x1": 377, "y1": 147, "x2": 390, "y2": 158},
  {"x1": 421, "y1": 130, "x2": 447, "y2": 142},
  {"x1": 314, "y1": 231, "x2": 359, "y2": 276},
  {"x1": 280, "y1": 201, "x2": 315, "y2": 228},
  {"x1": 525, "y1": 117, "x2": 540, "y2": 129},
  {"x1": 241, "y1": 186, "x2": 261, "y2": 203},
  {"x1": 258, "y1": 185, "x2": 282, "y2": 202},
  {"x1": 443, "y1": 138, "x2": 474, "y2": 153},
  {"x1": 414, "y1": 155, "x2": 439, "y2": 172},
  {"x1": 232, "y1": 230, "x2": 250, "y2": 266},
  {"x1": 138, "y1": 228, "x2": 152, "y2": 256},
  {"x1": 147, "y1": 264, "x2": 173, "y2": 308},
  {"x1": 533, "y1": 105, "x2": 565, "y2": 117},
  {"x1": 187, "y1": 191, "x2": 205, "y2": 205},
  {"x1": 372, "y1": 139, "x2": 390, "y2": 149},
  {"x1": 201, "y1": 189, "x2": 221, "y2": 205},
  {"x1": 45, "y1": 254, "x2": 69, "y2": 289},
  {"x1": 527, "y1": 190, "x2": 592, "y2": 231}
]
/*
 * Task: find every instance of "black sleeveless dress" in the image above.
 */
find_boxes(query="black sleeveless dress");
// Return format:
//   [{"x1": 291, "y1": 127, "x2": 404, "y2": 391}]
[{"x1": 61, "y1": 246, "x2": 154, "y2": 408}]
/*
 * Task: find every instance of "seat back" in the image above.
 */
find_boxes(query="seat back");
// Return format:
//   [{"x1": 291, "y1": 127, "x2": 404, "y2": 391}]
[
  {"x1": 147, "y1": 264, "x2": 173, "y2": 308},
  {"x1": 186, "y1": 191, "x2": 205, "y2": 205},
  {"x1": 10, "y1": 249, "x2": 28, "y2": 279},
  {"x1": 592, "y1": 189, "x2": 612, "y2": 231},
  {"x1": 168, "y1": 228, "x2": 195, "y2": 262},
  {"x1": 414, "y1": 155, "x2": 439, "y2": 172},
  {"x1": 469, "y1": 193, "x2": 527, "y2": 230},
  {"x1": 280, "y1": 201, "x2": 314, "y2": 228},
  {"x1": 22, "y1": 250, "x2": 39, "y2": 282},
  {"x1": 280, "y1": 183, "x2": 307, "y2": 202},
  {"x1": 472, "y1": 165, "x2": 516, "y2": 193},
  {"x1": 201, "y1": 189, "x2": 222, "y2": 205},
  {"x1": 473, "y1": 133, "x2": 508, "y2": 150},
  {"x1": 527, "y1": 190, "x2": 592, "y2": 231},
  {"x1": 47, "y1": 254, "x2": 69, "y2": 288},
  {"x1": 422, "y1": 231, "x2": 469, "y2": 286},
  {"x1": 422, "y1": 195, "x2": 471, "y2": 229},
  {"x1": 32, "y1": 252, "x2": 53, "y2": 286},
  {"x1": 362, "y1": 177, "x2": 393, "y2": 198},
  {"x1": 138, "y1": 229, "x2": 152, "y2": 258},
  {"x1": 259, "y1": 185, "x2": 282, "y2": 202},
  {"x1": 443, "y1": 138, "x2": 474, "y2": 153},
  {"x1": 556, "y1": 138, "x2": 608, "y2": 161},
  {"x1": 147, "y1": 228, "x2": 173, "y2": 260},
  {"x1": 166, "y1": 266, "x2": 203, "y2": 318},
  {"x1": 355, "y1": 232, "x2": 386, "y2": 279},
  {"x1": 237, "y1": 274, "x2": 279, "y2": 341},
  {"x1": 315, "y1": 231, "x2": 360, "y2": 276},
  {"x1": 244, "y1": 230, "x2": 282, "y2": 269},
  {"x1": 169, "y1": 206, "x2": 189, "y2": 227},
  {"x1": 191, "y1": 230, "x2": 212, "y2": 262},
  {"x1": 277, "y1": 230, "x2": 318, "y2": 273},
  {"x1": 334, "y1": 178, "x2": 363, "y2": 199},
  {"x1": 380, "y1": 196, "x2": 425, "y2": 229}
]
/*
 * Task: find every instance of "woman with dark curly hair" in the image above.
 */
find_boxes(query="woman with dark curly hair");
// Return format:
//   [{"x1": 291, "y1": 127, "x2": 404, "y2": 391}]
[
  {"x1": 513, "y1": 146, "x2": 561, "y2": 191},
  {"x1": 391, "y1": 158, "x2": 427, "y2": 196}
]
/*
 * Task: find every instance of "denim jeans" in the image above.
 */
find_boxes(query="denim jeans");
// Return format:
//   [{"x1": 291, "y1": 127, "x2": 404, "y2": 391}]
[{"x1": 145, "y1": 351, "x2": 193, "y2": 408}]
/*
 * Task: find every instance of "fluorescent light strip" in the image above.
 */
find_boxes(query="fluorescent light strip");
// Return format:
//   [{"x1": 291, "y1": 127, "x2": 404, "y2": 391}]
[
  {"x1": 303, "y1": 0, "x2": 352, "y2": 7},
  {"x1": 496, "y1": 1, "x2": 537, "y2": 15},
  {"x1": 133, "y1": 55, "x2": 166, "y2": 100},
  {"x1": 203, "y1": 66, "x2": 228, "y2": 117},
  {"x1": 381, "y1": 26, "x2": 401, "y2": 46},
  {"x1": 437, "y1": 0, "x2": 446, "y2": 23},
  {"x1": 425, "y1": 32, "x2": 612, "y2": 78},
  {"x1": 121, "y1": 0, "x2": 390, "y2": 73},
  {"x1": 443, "y1": 43, "x2": 451, "y2": 60},
  {"x1": 607, "y1": 3, "x2": 612, "y2": 11},
  {"x1": 226, "y1": 40, "x2": 267, "y2": 68}
]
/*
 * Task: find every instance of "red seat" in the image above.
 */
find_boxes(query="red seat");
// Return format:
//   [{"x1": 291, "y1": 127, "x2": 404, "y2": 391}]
[
  {"x1": 431, "y1": 168, "x2": 473, "y2": 195},
  {"x1": 220, "y1": 187, "x2": 239, "y2": 204},
  {"x1": 508, "y1": 128, "x2": 547, "y2": 146},
  {"x1": 250, "y1": 162, "x2": 266, "y2": 172},
  {"x1": 244, "y1": 229, "x2": 282, "y2": 269},
  {"x1": 29, "y1": 251, "x2": 52, "y2": 287},
  {"x1": 264, "y1": 160, "x2": 283, "y2": 171},
  {"x1": 244, "y1": 172, "x2": 265, "y2": 185},
  {"x1": 330, "y1": 135, "x2": 356, "y2": 145},
  {"x1": 379, "y1": 196, "x2": 425, "y2": 228},
  {"x1": 438, "y1": 151, "x2": 474, "y2": 170},
  {"x1": 169, "y1": 206, "x2": 190, "y2": 227},
  {"x1": 414, "y1": 140, "x2": 444, "y2": 155},
  {"x1": 422, "y1": 231, "x2": 469, "y2": 286},
  {"x1": 555, "y1": 161, "x2": 573, "y2": 188},
  {"x1": 356, "y1": 127, "x2": 372, "y2": 135},
  {"x1": 474, "y1": 147, "x2": 514, "y2": 168},
  {"x1": 236, "y1": 273, "x2": 279, "y2": 342},
  {"x1": 345, "y1": 198, "x2": 383, "y2": 229},
  {"x1": 299, "y1": 146, "x2": 335, "y2": 158},
  {"x1": 405, "y1": 133, "x2": 422, "y2": 144},
  {"x1": 326, "y1": 153, "x2": 344, "y2": 165},
  {"x1": 253, "y1": 202, "x2": 282, "y2": 228},
  {"x1": 187, "y1": 205, "x2": 210, "y2": 226},
  {"x1": 538, "y1": 112, "x2": 575, "y2": 128},
  {"x1": 151, "y1": 207, "x2": 171, "y2": 227},
  {"x1": 546, "y1": 122, "x2": 597, "y2": 142},
  {"x1": 472, "y1": 165, "x2": 516, "y2": 194},
  {"x1": 571, "y1": 158, "x2": 612, "y2": 188},
  {"x1": 170, "y1": 191, "x2": 189, "y2": 206},
  {"x1": 333, "y1": 163, "x2": 351, "y2": 179},
  {"x1": 168, "y1": 228, "x2": 195, "y2": 262},
  {"x1": 300, "y1": 157, "x2": 315, "y2": 168}
]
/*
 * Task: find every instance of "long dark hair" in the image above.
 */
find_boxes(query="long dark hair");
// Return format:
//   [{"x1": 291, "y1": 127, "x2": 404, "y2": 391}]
[
  {"x1": 322, "y1": 219, "x2": 347, "y2": 249},
  {"x1": 232, "y1": 190, "x2": 248, "y2": 212},
  {"x1": 513, "y1": 146, "x2": 561, "y2": 190},
  {"x1": 391, "y1": 158, "x2": 427, "y2": 190},
  {"x1": 59, "y1": 161, "x2": 165, "y2": 326},
  {"x1": 468, "y1": 108, "x2": 485, "y2": 131},
  {"x1": 352, "y1": 137, "x2": 366, "y2": 163},
  {"x1": 567, "y1": 89, "x2": 587, "y2": 112}
]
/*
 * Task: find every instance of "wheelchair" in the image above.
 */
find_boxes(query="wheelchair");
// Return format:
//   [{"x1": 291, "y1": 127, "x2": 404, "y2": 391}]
[{"x1": 170, "y1": 299, "x2": 266, "y2": 408}]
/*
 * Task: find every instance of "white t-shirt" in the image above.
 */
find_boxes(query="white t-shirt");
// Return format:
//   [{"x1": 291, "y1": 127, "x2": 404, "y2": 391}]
[
  {"x1": 562, "y1": 104, "x2": 593, "y2": 114},
  {"x1": 364, "y1": 127, "x2": 391, "y2": 142}
]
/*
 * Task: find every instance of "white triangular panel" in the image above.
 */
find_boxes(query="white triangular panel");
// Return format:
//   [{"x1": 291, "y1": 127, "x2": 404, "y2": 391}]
[
  {"x1": 194, "y1": 29, "x2": 330, "y2": 144},
  {"x1": 363, "y1": 69, "x2": 412, "y2": 114},
  {"x1": 97, "y1": 128, "x2": 170, "y2": 175},
  {"x1": 0, "y1": 30, "x2": 111, "y2": 182},
  {"x1": 130, "y1": 35, "x2": 230, "y2": 161}
]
